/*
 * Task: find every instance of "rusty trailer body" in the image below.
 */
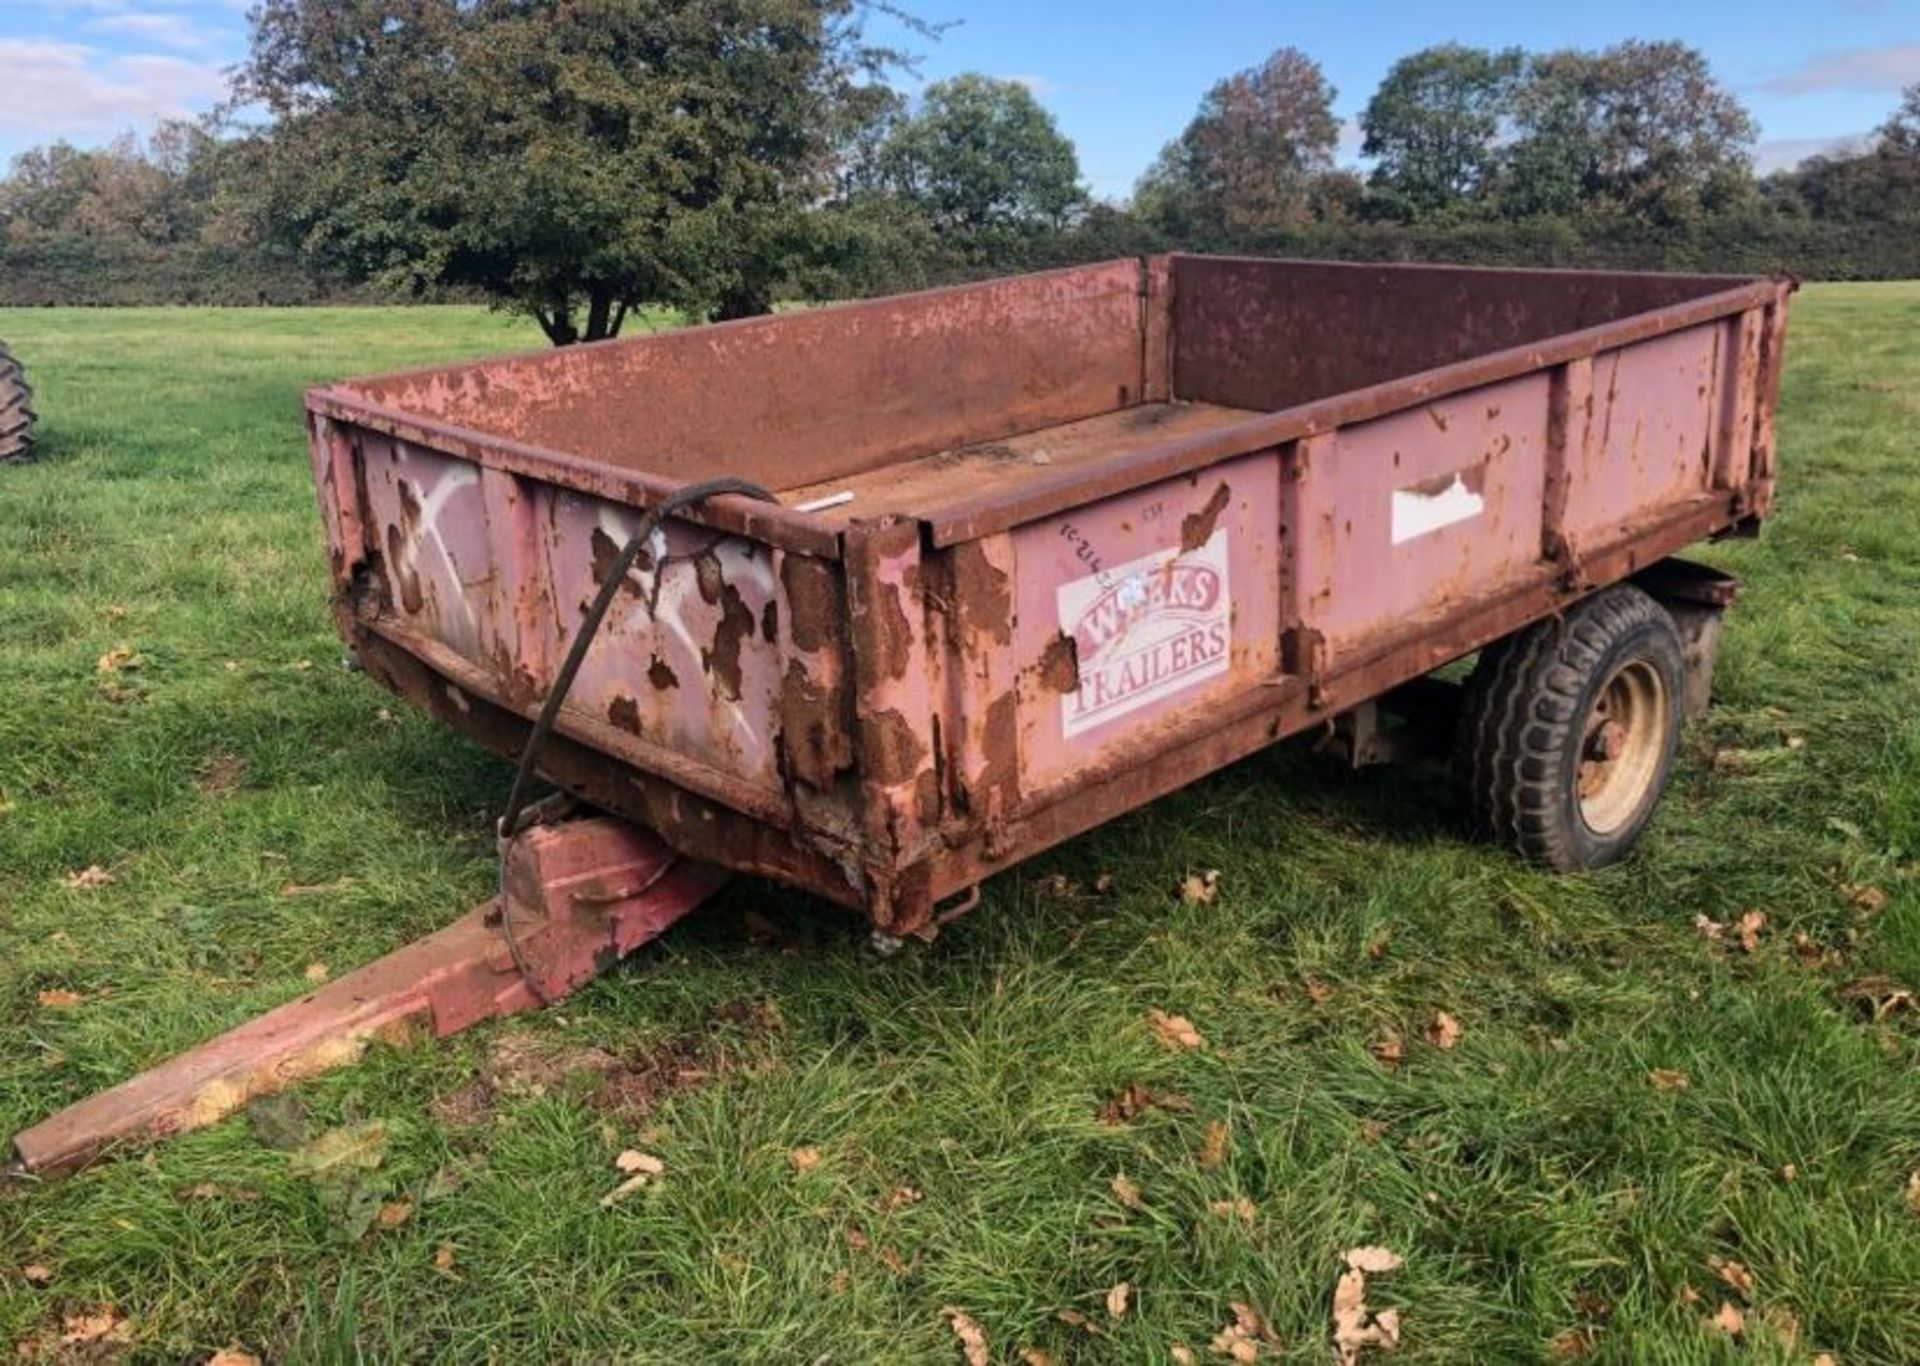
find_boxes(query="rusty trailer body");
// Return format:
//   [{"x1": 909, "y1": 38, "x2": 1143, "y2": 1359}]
[{"x1": 307, "y1": 254, "x2": 1792, "y2": 938}]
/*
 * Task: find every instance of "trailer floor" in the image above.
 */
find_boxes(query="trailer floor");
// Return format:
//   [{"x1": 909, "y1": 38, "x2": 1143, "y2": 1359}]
[{"x1": 778, "y1": 399, "x2": 1264, "y2": 523}]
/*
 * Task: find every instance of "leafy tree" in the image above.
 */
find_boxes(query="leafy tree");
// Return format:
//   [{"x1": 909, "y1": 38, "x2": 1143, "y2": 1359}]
[
  {"x1": 1360, "y1": 44, "x2": 1523, "y2": 221},
  {"x1": 1880, "y1": 82, "x2": 1920, "y2": 157},
  {"x1": 1136, "y1": 47, "x2": 1341, "y2": 236},
  {"x1": 877, "y1": 75, "x2": 1085, "y2": 235},
  {"x1": 237, "y1": 0, "x2": 914, "y2": 343},
  {"x1": 1497, "y1": 41, "x2": 1755, "y2": 224}
]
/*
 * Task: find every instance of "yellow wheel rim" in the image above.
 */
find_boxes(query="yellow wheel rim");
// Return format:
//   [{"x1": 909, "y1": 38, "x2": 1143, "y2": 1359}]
[{"x1": 1576, "y1": 659, "x2": 1670, "y2": 836}]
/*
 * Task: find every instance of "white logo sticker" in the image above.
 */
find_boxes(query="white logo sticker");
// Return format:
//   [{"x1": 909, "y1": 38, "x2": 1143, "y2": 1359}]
[{"x1": 1056, "y1": 529, "x2": 1232, "y2": 738}]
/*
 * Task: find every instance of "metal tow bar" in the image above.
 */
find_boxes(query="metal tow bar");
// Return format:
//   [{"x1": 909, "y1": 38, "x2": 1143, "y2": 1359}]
[{"x1": 6, "y1": 814, "x2": 726, "y2": 1179}]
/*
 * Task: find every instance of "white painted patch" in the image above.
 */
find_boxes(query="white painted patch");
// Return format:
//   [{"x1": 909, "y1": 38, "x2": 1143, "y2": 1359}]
[
  {"x1": 1055, "y1": 530, "x2": 1231, "y2": 738},
  {"x1": 1391, "y1": 473, "x2": 1485, "y2": 545}
]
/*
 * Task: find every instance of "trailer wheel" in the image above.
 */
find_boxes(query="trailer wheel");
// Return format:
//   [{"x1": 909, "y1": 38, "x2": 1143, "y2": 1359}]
[
  {"x1": 0, "y1": 342, "x2": 35, "y2": 465},
  {"x1": 1458, "y1": 585, "x2": 1685, "y2": 871}
]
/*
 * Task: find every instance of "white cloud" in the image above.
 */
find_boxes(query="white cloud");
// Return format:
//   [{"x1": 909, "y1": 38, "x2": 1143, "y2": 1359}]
[
  {"x1": 1753, "y1": 133, "x2": 1873, "y2": 172},
  {"x1": 1761, "y1": 42, "x2": 1920, "y2": 94},
  {"x1": 0, "y1": 39, "x2": 227, "y2": 144},
  {"x1": 1336, "y1": 117, "x2": 1366, "y2": 166},
  {"x1": 83, "y1": 12, "x2": 211, "y2": 51},
  {"x1": 999, "y1": 73, "x2": 1058, "y2": 98}
]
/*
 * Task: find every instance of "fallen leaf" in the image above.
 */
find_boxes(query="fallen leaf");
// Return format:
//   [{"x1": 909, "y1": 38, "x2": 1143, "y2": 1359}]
[
  {"x1": 1200, "y1": 1118, "x2": 1230, "y2": 1168},
  {"x1": 1905, "y1": 1170, "x2": 1920, "y2": 1214},
  {"x1": 1171, "y1": 1348, "x2": 1196, "y2": 1366},
  {"x1": 1781, "y1": 1163, "x2": 1799, "y2": 1182},
  {"x1": 1710, "y1": 1257, "x2": 1753, "y2": 1296},
  {"x1": 64, "y1": 865, "x2": 114, "y2": 890},
  {"x1": 1179, "y1": 869, "x2": 1220, "y2": 904},
  {"x1": 1694, "y1": 914, "x2": 1726, "y2": 943},
  {"x1": 1106, "y1": 1281, "x2": 1131, "y2": 1319},
  {"x1": 208, "y1": 1348, "x2": 262, "y2": 1366},
  {"x1": 1838, "y1": 975, "x2": 1916, "y2": 1020},
  {"x1": 22, "y1": 1264, "x2": 53, "y2": 1286},
  {"x1": 1427, "y1": 1011, "x2": 1462, "y2": 1050},
  {"x1": 1092, "y1": 871, "x2": 1115, "y2": 894},
  {"x1": 884, "y1": 1185, "x2": 924, "y2": 1211},
  {"x1": 1370, "y1": 1035, "x2": 1404, "y2": 1071},
  {"x1": 1214, "y1": 1301, "x2": 1278, "y2": 1362},
  {"x1": 1710, "y1": 1300, "x2": 1745, "y2": 1337},
  {"x1": 433, "y1": 1243, "x2": 456, "y2": 1272},
  {"x1": 1111, "y1": 1171, "x2": 1145, "y2": 1211},
  {"x1": 36, "y1": 988, "x2": 84, "y2": 1009},
  {"x1": 1736, "y1": 910, "x2": 1768, "y2": 954},
  {"x1": 790, "y1": 1146, "x2": 822, "y2": 1172},
  {"x1": 61, "y1": 1307, "x2": 131, "y2": 1346},
  {"x1": 1813, "y1": 1356, "x2": 1837, "y2": 1366},
  {"x1": 1149, "y1": 1008, "x2": 1206, "y2": 1051},
  {"x1": 599, "y1": 1174, "x2": 653, "y2": 1208},
  {"x1": 1344, "y1": 1246, "x2": 1405, "y2": 1274},
  {"x1": 96, "y1": 645, "x2": 140, "y2": 673},
  {"x1": 1019, "y1": 1350, "x2": 1056, "y2": 1366},
  {"x1": 943, "y1": 1307, "x2": 990, "y2": 1366},
  {"x1": 615, "y1": 1149, "x2": 665, "y2": 1176},
  {"x1": 1648, "y1": 1069, "x2": 1691, "y2": 1092},
  {"x1": 1304, "y1": 977, "x2": 1334, "y2": 1005},
  {"x1": 1099, "y1": 1082, "x2": 1192, "y2": 1124},
  {"x1": 1209, "y1": 1196, "x2": 1257, "y2": 1225},
  {"x1": 1549, "y1": 1329, "x2": 1593, "y2": 1359},
  {"x1": 1056, "y1": 1308, "x2": 1102, "y2": 1337},
  {"x1": 304, "y1": 962, "x2": 330, "y2": 984},
  {"x1": 1845, "y1": 883, "x2": 1889, "y2": 914},
  {"x1": 290, "y1": 1120, "x2": 389, "y2": 1178},
  {"x1": 375, "y1": 1200, "x2": 413, "y2": 1230}
]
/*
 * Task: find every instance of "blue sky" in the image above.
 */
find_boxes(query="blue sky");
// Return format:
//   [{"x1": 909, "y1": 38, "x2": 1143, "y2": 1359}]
[{"x1": 1, "y1": 0, "x2": 1916, "y2": 197}]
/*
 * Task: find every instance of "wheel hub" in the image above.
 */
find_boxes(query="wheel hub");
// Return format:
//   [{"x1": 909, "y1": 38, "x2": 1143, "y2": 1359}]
[{"x1": 1576, "y1": 660, "x2": 1671, "y2": 835}]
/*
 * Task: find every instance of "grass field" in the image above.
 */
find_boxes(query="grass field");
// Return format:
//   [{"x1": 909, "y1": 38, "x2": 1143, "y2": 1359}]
[{"x1": 2, "y1": 288, "x2": 1918, "y2": 1363}]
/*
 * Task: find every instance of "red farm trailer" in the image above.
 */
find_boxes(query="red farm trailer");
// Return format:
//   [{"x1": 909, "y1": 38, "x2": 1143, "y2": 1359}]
[{"x1": 8, "y1": 255, "x2": 1793, "y2": 1176}]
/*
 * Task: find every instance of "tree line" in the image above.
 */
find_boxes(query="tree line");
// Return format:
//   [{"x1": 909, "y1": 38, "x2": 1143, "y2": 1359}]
[{"x1": 2, "y1": 1, "x2": 1917, "y2": 335}]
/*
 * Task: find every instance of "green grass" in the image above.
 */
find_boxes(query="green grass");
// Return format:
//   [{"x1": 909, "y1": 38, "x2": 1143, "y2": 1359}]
[{"x1": 2, "y1": 290, "x2": 1918, "y2": 1362}]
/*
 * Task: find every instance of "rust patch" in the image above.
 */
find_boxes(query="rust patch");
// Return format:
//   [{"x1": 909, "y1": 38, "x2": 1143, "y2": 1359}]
[
  {"x1": 781, "y1": 555, "x2": 840, "y2": 653},
  {"x1": 647, "y1": 655, "x2": 679, "y2": 691},
  {"x1": 760, "y1": 599, "x2": 779, "y2": 644},
  {"x1": 1179, "y1": 481, "x2": 1232, "y2": 554},
  {"x1": 863, "y1": 580, "x2": 914, "y2": 683},
  {"x1": 779, "y1": 659, "x2": 853, "y2": 788},
  {"x1": 1037, "y1": 631, "x2": 1080, "y2": 693},
  {"x1": 694, "y1": 549, "x2": 724, "y2": 607},
  {"x1": 1427, "y1": 406, "x2": 1450, "y2": 433},
  {"x1": 1406, "y1": 460, "x2": 1488, "y2": 499},
  {"x1": 950, "y1": 541, "x2": 1012, "y2": 646},
  {"x1": 384, "y1": 524, "x2": 425, "y2": 614},
  {"x1": 972, "y1": 691, "x2": 1021, "y2": 809},
  {"x1": 861, "y1": 708, "x2": 926, "y2": 786},
  {"x1": 702, "y1": 582, "x2": 755, "y2": 702},
  {"x1": 607, "y1": 695, "x2": 643, "y2": 735},
  {"x1": 913, "y1": 768, "x2": 942, "y2": 827},
  {"x1": 589, "y1": 526, "x2": 647, "y2": 598}
]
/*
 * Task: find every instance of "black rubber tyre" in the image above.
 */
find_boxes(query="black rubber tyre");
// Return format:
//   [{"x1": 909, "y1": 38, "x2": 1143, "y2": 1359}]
[
  {"x1": 1456, "y1": 584, "x2": 1686, "y2": 871},
  {"x1": 0, "y1": 342, "x2": 35, "y2": 465}
]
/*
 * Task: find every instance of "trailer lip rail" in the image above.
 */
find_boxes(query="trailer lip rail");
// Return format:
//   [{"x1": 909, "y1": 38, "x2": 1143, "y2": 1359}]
[
  {"x1": 926, "y1": 272, "x2": 1782, "y2": 544},
  {"x1": 306, "y1": 258, "x2": 1784, "y2": 553}
]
